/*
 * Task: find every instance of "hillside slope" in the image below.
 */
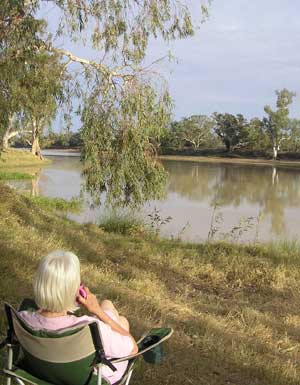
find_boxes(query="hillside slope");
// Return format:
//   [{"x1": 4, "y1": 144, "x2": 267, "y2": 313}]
[{"x1": 1, "y1": 184, "x2": 300, "y2": 385}]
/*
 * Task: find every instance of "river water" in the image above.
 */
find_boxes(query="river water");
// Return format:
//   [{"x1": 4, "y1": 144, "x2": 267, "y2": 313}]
[{"x1": 9, "y1": 151, "x2": 300, "y2": 243}]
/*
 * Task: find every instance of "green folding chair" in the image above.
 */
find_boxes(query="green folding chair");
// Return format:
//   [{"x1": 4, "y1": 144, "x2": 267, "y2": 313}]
[{"x1": 0, "y1": 303, "x2": 173, "y2": 385}]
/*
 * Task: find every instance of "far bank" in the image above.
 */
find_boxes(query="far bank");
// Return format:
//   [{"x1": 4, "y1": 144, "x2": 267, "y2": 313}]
[
  {"x1": 20, "y1": 146, "x2": 300, "y2": 171},
  {"x1": 159, "y1": 154, "x2": 300, "y2": 169}
]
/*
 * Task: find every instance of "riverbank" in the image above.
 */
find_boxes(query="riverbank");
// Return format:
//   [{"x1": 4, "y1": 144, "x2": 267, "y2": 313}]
[
  {"x1": 0, "y1": 149, "x2": 51, "y2": 168},
  {"x1": 160, "y1": 155, "x2": 300, "y2": 169},
  {"x1": 36, "y1": 147, "x2": 300, "y2": 170},
  {"x1": 1, "y1": 184, "x2": 300, "y2": 384}
]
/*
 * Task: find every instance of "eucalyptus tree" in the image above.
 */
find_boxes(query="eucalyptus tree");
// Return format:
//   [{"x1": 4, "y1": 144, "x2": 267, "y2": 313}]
[
  {"x1": 1, "y1": 0, "x2": 212, "y2": 206},
  {"x1": 0, "y1": 64, "x2": 26, "y2": 150},
  {"x1": 212, "y1": 113, "x2": 249, "y2": 152},
  {"x1": 0, "y1": 1, "x2": 67, "y2": 154},
  {"x1": 286, "y1": 118, "x2": 300, "y2": 152},
  {"x1": 263, "y1": 89, "x2": 295, "y2": 160},
  {"x1": 247, "y1": 117, "x2": 269, "y2": 153},
  {"x1": 0, "y1": 1, "x2": 41, "y2": 149},
  {"x1": 21, "y1": 52, "x2": 67, "y2": 158},
  {"x1": 172, "y1": 115, "x2": 215, "y2": 150},
  {"x1": 0, "y1": 51, "x2": 66, "y2": 155}
]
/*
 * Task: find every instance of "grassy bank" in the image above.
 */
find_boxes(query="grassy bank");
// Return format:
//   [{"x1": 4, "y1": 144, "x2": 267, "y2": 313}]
[
  {"x1": 0, "y1": 171, "x2": 33, "y2": 180},
  {"x1": 27, "y1": 195, "x2": 82, "y2": 212},
  {"x1": 1, "y1": 184, "x2": 300, "y2": 384},
  {"x1": 0, "y1": 149, "x2": 51, "y2": 168}
]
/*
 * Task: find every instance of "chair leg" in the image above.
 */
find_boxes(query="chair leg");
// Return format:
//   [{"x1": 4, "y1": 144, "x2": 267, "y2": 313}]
[
  {"x1": 15, "y1": 379, "x2": 26, "y2": 385},
  {"x1": 6, "y1": 344, "x2": 13, "y2": 385},
  {"x1": 97, "y1": 364, "x2": 102, "y2": 385},
  {"x1": 124, "y1": 370, "x2": 133, "y2": 385}
]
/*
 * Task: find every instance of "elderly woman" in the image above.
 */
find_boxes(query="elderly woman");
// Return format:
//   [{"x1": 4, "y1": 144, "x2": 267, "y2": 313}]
[{"x1": 19, "y1": 250, "x2": 138, "y2": 385}]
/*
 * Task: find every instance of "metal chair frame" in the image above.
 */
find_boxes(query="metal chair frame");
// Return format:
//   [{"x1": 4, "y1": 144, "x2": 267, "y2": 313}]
[{"x1": 3, "y1": 343, "x2": 136, "y2": 385}]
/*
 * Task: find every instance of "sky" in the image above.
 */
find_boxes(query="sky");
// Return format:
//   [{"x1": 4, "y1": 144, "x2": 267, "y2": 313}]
[
  {"x1": 42, "y1": 0, "x2": 300, "y2": 127},
  {"x1": 155, "y1": 0, "x2": 300, "y2": 119}
]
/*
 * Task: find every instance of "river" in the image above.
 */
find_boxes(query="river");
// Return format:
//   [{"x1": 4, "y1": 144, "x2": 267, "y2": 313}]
[{"x1": 8, "y1": 150, "x2": 300, "y2": 243}]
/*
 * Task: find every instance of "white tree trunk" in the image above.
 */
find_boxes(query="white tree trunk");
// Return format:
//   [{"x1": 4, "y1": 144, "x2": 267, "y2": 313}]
[
  {"x1": 31, "y1": 119, "x2": 43, "y2": 159},
  {"x1": 273, "y1": 145, "x2": 279, "y2": 160},
  {"x1": 2, "y1": 133, "x2": 9, "y2": 150},
  {"x1": 2, "y1": 116, "x2": 18, "y2": 150}
]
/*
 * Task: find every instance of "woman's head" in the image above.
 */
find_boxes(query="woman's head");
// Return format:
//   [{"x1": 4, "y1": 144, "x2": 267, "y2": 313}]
[{"x1": 33, "y1": 250, "x2": 81, "y2": 313}]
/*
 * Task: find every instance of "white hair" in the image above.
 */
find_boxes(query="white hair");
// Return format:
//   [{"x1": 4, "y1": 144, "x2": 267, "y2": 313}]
[{"x1": 33, "y1": 250, "x2": 81, "y2": 312}]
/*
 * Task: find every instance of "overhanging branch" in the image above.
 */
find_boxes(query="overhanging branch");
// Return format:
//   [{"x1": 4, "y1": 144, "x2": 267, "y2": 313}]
[{"x1": 49, "y1": 46, "x2": 134, "y2": 81}]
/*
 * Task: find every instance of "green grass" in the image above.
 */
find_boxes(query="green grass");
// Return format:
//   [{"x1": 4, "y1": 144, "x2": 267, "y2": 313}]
[
  {"x1": 0, "y1": 149, "x2": 51, "y2": 168},
  {"x1": 99, "y1": 212, "x2": 148, "y2": 235},
  {"x1": 2, "y1": 183, "x2": 300, "y2": 384},
  {"x1": 27, "y1": 195, "x2": 82, "y2": 212},
  {"x1": 0, "y1": 171, "x2": 33, "y2": 180}
]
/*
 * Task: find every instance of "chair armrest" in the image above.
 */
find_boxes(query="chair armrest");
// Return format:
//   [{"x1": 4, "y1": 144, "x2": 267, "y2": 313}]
[{"x1": 110, "y1": 327, "x2": 174, "y2": 364}]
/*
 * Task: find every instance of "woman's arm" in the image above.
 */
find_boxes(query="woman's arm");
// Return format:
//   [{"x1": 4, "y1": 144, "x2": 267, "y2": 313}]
[
  {"x1": 78, "y1": 287, "x2": 138, "y2": 354},
  {"x1": 93, "y1": 307, "x2": 138, "y2": 354}
]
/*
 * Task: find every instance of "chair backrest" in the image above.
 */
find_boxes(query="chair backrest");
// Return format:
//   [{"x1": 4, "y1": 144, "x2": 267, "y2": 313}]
[{"x1": 6, "y1": 304, "x2": 108, "y2": 385}]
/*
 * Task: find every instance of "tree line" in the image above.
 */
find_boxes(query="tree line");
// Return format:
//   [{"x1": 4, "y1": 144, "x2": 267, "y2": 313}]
[
  {"x1": 10, "y1": 88, "x2": 298, "y2": 162},
  {"x1": 13, "y1": 131, "x2": 82, "y2": 149},
  {"x1": 161, "y1": 89, "x2": 298, "y2": 160}
]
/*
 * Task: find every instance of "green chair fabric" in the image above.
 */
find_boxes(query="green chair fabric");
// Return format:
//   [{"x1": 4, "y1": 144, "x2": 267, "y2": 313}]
[
  {"x1": 4, "y1": 368, "x2": 58, "y2": 385},
  {"x1": 7, "y1": 305, "x2": 109, "y2": 385},
  {"x1": 1, "y1": 303, "x2": 173, "y2": 385}
]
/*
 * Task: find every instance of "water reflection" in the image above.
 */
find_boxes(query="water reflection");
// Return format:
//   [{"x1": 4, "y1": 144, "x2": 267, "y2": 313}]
[
  {"x1": 4, "y1": 167, "x2": 42, "y2": 197},
  {"x1": 164, "y1": 160, "x2": 300, "y2": 239},
  {"x1": 6, "y1": 156, "x2": 300, "y2": 242}
]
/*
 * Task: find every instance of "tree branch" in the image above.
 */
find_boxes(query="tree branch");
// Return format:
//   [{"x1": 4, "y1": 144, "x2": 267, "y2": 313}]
[
  {"x1": 7, "y1": 131, "x2": 20, "y2": 140},
  {"x1": 50, "y1": 46, "x2": 134, "y2": 81}
]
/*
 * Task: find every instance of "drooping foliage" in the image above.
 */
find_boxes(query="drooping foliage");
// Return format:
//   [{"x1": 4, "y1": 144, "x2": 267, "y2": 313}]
[
  {"x1": 81, "y1": 78, "x2": 172, "y2": 206},
  {"x1": 0, "y1": 0, "x2": 212, "y2": 206}
]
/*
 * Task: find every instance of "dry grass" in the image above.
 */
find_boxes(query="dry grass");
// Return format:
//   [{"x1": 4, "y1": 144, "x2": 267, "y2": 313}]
[
  {"x1": 1, "y1": 183, "x2": 300, "y2": 385},
  {"x1": 0, "y1": 149, "x2": 50, "y2": 168}
]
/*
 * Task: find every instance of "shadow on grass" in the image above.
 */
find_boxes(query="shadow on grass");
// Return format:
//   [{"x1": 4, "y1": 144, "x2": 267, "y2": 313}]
[{"x1": 2, "y1": 184, "x2": 300, "y2": 385}]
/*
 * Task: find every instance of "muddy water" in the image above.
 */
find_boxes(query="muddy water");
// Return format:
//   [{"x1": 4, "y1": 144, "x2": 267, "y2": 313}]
[{"x1": 10, "y1": 152, "x2": 300, "y2": 243}]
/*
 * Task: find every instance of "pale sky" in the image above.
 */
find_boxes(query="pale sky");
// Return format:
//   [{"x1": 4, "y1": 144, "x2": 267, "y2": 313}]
[
  {"x1": 158, "y1": 0, "x2": 300, "y2": 119},
  {"x1": 42, "y1": 0, "x2": 300, "y2": 127}
]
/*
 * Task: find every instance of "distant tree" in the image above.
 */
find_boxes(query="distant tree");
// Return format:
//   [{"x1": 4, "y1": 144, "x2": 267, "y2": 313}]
[
  {"x1": 160, "y1": 122, "x2": 185, "y2": 150},
  {"x1": 175, "y1": 115, "x2": 215, "y2": 150},
  {"x1": 247, "y1": 117, "x2": 269, "y2": 153},
  {"x1": 68, "y1": 132, "x2": 82, "y2": 148},
  {"x1": 161, "y1": 115, "x2": 216, "y2": 151},
  {"x1": 286, "y1": 118, "x2": 300, "y2": 152},
  {"x1": 39, "y1": 130, "x2": 82, "y2": 148},
  {"x1": 263, "y1": 89, "x2": 295, "y2": 160},
  {"x1": 212, "y1": 113, "x2": 249, "y2": 152}
]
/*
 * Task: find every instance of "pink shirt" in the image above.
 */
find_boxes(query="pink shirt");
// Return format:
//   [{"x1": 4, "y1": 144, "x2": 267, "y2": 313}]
[{"x1": 19, "y1": 310, "x2": 133, "y2": 384}]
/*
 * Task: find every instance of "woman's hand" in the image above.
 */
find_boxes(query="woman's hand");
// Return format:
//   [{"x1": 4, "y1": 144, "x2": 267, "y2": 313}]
[
  {"x1": 78, "y1": 287, "x2": 133, "y2": 339},
  {"x1": 77, "y1": 286, "x2": 103, "y2": 316}
]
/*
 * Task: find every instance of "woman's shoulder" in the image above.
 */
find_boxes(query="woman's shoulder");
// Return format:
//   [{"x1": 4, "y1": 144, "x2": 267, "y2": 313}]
[{"x1": 18, "y1": 311, "x2": 95, "y2": 330}]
